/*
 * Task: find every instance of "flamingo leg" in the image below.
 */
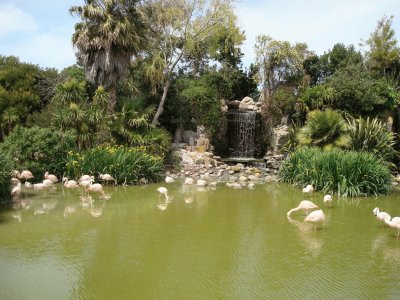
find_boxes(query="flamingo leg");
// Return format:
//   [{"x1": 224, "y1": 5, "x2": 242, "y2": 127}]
[{"x1": 397, "y1": 228, "x2": 399, "y2": 239}]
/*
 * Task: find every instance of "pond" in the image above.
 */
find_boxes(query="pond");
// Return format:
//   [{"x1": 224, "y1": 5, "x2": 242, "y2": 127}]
[{"x1": 0, "y1": 182, "x2": 400, "y2": 299}]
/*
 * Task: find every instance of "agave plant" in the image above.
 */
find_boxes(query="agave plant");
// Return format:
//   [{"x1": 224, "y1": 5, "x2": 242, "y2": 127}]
[
  {"x1": 297, "y1": 109, "x2": 350, "y2": 150},
  {"x1": 346, "y1": 116, "x2": 396, "y2": 162}
]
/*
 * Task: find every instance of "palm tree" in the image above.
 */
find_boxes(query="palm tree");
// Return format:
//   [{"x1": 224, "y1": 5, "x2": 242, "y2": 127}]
[
  {"x1": 70, "y1": 0, "x2": 143, "y2": 114},
  {"x1": 298, "y1": 109, "x2": 350, "y2": 150}
]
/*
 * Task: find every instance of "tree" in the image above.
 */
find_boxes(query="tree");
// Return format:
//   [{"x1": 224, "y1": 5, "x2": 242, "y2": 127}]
[
  {"x1": 139, "y1": 0, "x2": 241, "y2": 125},
  {"x1": 0, "y1": 56, "x2": 44, "y2": 139},
  {"x1": 365, "y1": 15, "x2": 400, "y2": 75},
  {"x1": 70, "y1": 0, "x2": 144, "y2": 114},
  {"x1": 326, "y1": 65, "x2": 398, "y2": 116},
  {"x1": 303, "y1": 43, "x2": 363, "y2": 85},
  {"x1": 255, "y1": 35, "x2": 311, "y2": 97}
]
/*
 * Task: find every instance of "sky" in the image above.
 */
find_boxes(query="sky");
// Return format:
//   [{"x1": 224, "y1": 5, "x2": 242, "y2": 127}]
[{"x1": 1, "y1": 0, "x2": 400, "y2": 70}]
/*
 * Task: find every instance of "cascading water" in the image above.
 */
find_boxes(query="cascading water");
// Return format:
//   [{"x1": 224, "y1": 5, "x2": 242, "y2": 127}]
[{"x1": 227, "y1": 110, "x2": 256, "y2": 158}]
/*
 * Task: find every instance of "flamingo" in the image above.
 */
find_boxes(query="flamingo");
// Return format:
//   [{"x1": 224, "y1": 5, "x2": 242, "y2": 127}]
[
  {"x1": 87, "y1": 182, "x2": 104, "y2": 194},
  {"x1": 33, "y1": 183, "x2": 48, "y2": 190},
  {"x1": 304, "y1": 209, "x2": 325, "y2": 231},
  {"x1": 323, "y1": 194, "x2": 333, "y2": 207},
  {"x1": 184, "y1": 178, "x2": 194, "y2": 185},
  {"x1": 373, "y1": 207, "x2": 391, "y2": 225},
  {"x1": 63, "y1": 178, "x2": 79, "y2": 189},
  {"x1": 157, "y1": 187, "x2": 169, "y2": 201},
  {"x1": 25, "y1": 182, "x2": 33, "y2": 189},
  {"x1": 165, "y1": 176, "x2": 175, "y2": 183},
  {"x1": 44, "y1": 172, "x2": 58, "y2": 183},
  {"x1": 100, "y1": 174, "x2": 116, "y2": 185},
  {"x1": 303, "y1": 184, "x2": 314, "y2": 193},
  {"x1": 384, "y1": 215, "x2": 400, "y2": 238},
  {"x1": 11, "y1": 183, "x2": 21, "y2": 199},
  {"x1": 42, "y1": 179, "x2": 54, "y2": 187},
  {"x1": 287, "y1": 200, "x2": 319, "y2": 217},
  {"x1": 19, "y1": 170, "x2": 34, "y2": 182},
  {"x1": 79, "y1": 174, "x2": 93, "y2": 182},
  {"x1": 10, "y1": 177, "x2": 20, "y2": 185}
]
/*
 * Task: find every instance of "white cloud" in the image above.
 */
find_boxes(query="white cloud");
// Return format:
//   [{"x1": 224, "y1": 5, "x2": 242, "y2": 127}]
[
  {"x1": 0, "y1": 4, "x2": 37, "y2": 35},
  {"x1": 0, "y1": 32, "x2": 77, "y2": 70},
  {"x1": 236, "y1": 0, "x2": 400, "y2": 67}
]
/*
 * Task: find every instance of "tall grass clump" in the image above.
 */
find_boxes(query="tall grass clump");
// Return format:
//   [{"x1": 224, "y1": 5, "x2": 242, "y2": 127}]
[
  {"x1": 346, "y1": 116, "x2": 396, "y2": 162},
  {"x1": 0, "y1": 152, "x2": 14, "y2": 201},
  {"x1": 65, "y1": 145, "x2": 164, "y2": 184},
  {"x1": 279, "y1": 147, "x2": 391, "y2": 197}
]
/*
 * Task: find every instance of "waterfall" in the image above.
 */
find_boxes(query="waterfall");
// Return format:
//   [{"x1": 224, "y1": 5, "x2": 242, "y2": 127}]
[{"x1": 227, "y1": 110, "x2": 256, "y2": 158}]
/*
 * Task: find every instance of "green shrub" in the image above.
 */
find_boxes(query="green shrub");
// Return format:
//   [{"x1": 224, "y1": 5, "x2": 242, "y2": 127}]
[
  {"x1": 0, "y1": 125, "x2": 77, "y2": 179},
  {"x1": 0, "y1": 152, "x2": 14, "y2": 201},
  {"x1": 279, "y1": 147, "x2": 391, "y2": 197},
  {"x1": 346, "y1": 116, "x2": 396, "y2": 162},
  {"x1": 297, "y1": 109, "x2": 350, "y2": 150},
  {"x1": 65, "y1": 145, "x2": 164, "y2": 184}
]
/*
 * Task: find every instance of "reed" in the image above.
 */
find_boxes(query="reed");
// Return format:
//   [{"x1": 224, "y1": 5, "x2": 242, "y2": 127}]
[
  {"x1": 65, "y1": 145, "x2": 164, "y2": 184},
  {"x1": 279, "y1": 147, "x2": 391, "y2": 197},
  {"x1": 0, "y1": 152, "x2": 14, "y2": 201}
]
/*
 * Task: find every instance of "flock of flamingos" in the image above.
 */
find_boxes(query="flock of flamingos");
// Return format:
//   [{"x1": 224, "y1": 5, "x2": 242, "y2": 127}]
[
  {"x1": 9, "y1": 169, "x2": 113, "y2": 219},
  {"x1": 8, "y1": 170, "x2": 400, "y2": 237}
]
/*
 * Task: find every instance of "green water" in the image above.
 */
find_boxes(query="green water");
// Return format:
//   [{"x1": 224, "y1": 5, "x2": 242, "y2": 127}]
[{"x1": 0, "y1": 182, "x2": 400, "y2": 299}]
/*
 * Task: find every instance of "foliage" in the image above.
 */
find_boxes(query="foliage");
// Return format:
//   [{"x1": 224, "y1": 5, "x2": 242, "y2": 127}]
[
  {"x1": 165, "y1": 73, "x2": 223, "y2": 136},
  {"x1": 346, "y1": 116, "x2": 397, "y2": 162},
  {"x1": 111, "y1": 97, "x2": 171, "y2": 157},
  {"x1": 327, "y1": 65, "x2": 398, "y2": 116},
  {"x1": 0, "y1": 56, "x2": 43, "y2": 139},
  {"x1": 297, "y1": 109, "x2": 350, "y2": 150},
  {"x1": 0, "y1": 126, "x2": 77, "y2": 179},
  {"x1": 255, "y1": 35, "x2": 311, "y2": 95},
  {"x1": 281, "y1": 123, "x2": 300, "y2": 154},
  {"x1": 300, "y1": 84, "x2": 335, "y2": 110},
  {"x1": 70, "y1": 0, "x2": 144, "y2": 113},
  {"x1": 365, "y1": 15, "x2": 400, "y2": 75},
  {"x1": 304, "y1": 43, "x2": 363, "y2": 85},
  {"x1": 65, "y1": 145, "x2": 164, "y2": 184},
  {"x1": 139, "y1": 0, "x2": 241, "y2": 124},
  {"x1": 0, "y1": 152, "x2": 14, "y2": 201},
  {"x1": 279, "y1": 147, "x2": 392, "y2": 197}
]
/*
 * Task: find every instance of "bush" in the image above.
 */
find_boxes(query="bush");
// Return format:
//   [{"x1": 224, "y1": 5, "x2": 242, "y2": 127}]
[
  {"x1": 346, "y1": 116, "x2": 396, "y2": 162},
  {"x1": 0, "y1": 152, "x2": 14, "y2": 201},
  {"x1": 297, "y1": 109, "x2": 350, "y2": 150},
  {"x1": 279, "y1": 147, "x2": 391, "y2": 197},
  {"x1": 0, "y1": 125, "x2": 77, "y2": 179},
  {"x1": 65, "y1": 145, "x2": 164, "y2": 184}
]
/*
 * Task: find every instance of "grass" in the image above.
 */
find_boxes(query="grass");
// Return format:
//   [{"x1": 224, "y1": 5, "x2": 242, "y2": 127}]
[
  {"x1": 65, "y1": 145, "x2": 164, "y2": 184},
  {"x1": 0, "y1": 152, "x2": 14, "y2": 201},
  {"x1": 279, "y1": 147, "x2": 392, "y2": 197}
]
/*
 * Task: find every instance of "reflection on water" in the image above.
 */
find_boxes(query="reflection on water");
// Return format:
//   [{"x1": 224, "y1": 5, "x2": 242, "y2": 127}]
[{"x1": 1, "y1": 182, "x2": 400, "y2": 299}]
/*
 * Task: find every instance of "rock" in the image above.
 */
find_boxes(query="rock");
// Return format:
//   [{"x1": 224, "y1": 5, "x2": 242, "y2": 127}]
[
  {"x1": 197, "y1": 134, "x2": 210, "y2": 151},
  {"x1": 232, "y1": 182, "x2": 242, "y2": 189},
  {"x1": 195, "y1": 158, "x2": 205, "y2": 165},
  {"x1": 248, "y1": 175, "x2": 258, "y2": 181},
  {"x1": 248, "y1": 183, "x2": 255, "y2": 189},
  {"x1": 184, "y1": 178, "x2": 194, "y2": 185},
  {"x1": 239, "y1": 96, "x2": 255, "y2": 110},
  {"x1": 239, "y1": 176, "x2": 248, "y2": 182},
  {"x1": 265, "y1": 175, "x2": 273, "y2": 183},
  {"x1": 182, "y1": 130, "x2": 198, "y2": 144},
  {"x1": 196, "y1": 179, "x2": 207, "y2": 187},
  {"x1": 231, "y1": 166, "x2": 241, "y2": 172},
  {"x1": 209, "y1": 182, "x2": 217, "y2": 187},
  {"x1": 229, "y1": 170, "x2": 235, "y2": 175}
]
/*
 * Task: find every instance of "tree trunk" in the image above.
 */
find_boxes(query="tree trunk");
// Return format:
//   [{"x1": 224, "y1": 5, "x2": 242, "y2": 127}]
[
  {"x1": 151, "y1": 77, "x2": 171, "y2": 125},
  {"x1": 108, "y1": 85, "x2": 117, "y2": 114},
  {"x1": 174, "y1": 124, "x2": 183, "y2": 143}
]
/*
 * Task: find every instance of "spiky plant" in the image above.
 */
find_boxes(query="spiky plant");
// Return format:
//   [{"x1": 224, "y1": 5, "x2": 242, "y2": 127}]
[
  {"x1": 346, "y1": 116, "x2": 396, "y2": 162},
  {"x1": 298, "y1": 109, "x2": 350, "y2": 150}
]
